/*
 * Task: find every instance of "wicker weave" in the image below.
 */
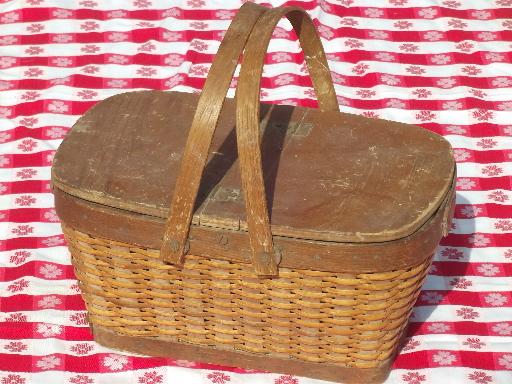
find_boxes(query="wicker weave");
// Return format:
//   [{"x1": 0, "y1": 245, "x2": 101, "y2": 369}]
[{"x1": 63, "y1": 225, "x2": 432, "y2": 369}]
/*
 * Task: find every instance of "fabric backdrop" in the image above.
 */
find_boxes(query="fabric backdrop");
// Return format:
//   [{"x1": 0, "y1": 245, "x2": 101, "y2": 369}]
[{"x1": 0, "y1": 0, "x2": 511, "y2": 383}]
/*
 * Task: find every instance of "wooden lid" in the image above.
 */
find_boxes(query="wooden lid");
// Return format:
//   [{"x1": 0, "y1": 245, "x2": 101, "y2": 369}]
[{"x1": 52, "y1": 90, "x2": 455, "y2": 243}]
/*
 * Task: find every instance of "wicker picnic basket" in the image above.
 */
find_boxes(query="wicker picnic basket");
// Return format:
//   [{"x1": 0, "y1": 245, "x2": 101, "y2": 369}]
[{"x1": 52, "y1": 3, "x2": 456, "y2": 383}]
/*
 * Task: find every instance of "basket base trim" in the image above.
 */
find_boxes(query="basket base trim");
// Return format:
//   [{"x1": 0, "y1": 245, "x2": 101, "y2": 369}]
[{"x1": 93, "y1": 326, "x2": 393, "y2": 384}]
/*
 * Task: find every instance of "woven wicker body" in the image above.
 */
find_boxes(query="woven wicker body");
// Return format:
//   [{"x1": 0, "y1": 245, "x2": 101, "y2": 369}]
[{"x1": 65, "y1": 225, "x2": 431, "y2": 369}]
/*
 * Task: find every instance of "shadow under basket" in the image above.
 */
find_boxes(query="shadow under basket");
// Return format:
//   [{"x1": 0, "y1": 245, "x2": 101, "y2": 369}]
[{"x1": 52, "y1": 3, "x2": 456, "y2": 383}]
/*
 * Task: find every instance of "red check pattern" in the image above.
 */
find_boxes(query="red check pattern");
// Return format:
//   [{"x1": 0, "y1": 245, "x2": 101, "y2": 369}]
[{"x1": 1, "y1": 0, "x2": 511, "y2": 383}]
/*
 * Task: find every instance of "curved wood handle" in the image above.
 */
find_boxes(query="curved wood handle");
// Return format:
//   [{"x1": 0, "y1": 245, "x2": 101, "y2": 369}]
[
  {"x1": 162, "y1": 5, "x2": 339, "y2": 277},
  {"x1": 235, "y1": 7, "x2": 339, "y2": 276},
  {"x1": 160, "y1": 2, "x2": 268, "y2": 263}
]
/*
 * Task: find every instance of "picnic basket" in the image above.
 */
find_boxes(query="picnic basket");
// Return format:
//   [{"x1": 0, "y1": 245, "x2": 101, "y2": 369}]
[{"x1": 52, "y1": 3, "x2": 456, "y2": 383}]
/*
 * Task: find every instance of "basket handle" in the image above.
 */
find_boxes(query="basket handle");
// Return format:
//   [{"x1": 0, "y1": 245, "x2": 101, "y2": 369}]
[
  {"x1": 234, "y1": 7, "x2": 339, "y2": 276},
  {"x1": 160, "y1": 1, "x2": 267, "y2": 262},
  {"x1": 161, "y1": 5, "x2": 339, "y2": 277}
]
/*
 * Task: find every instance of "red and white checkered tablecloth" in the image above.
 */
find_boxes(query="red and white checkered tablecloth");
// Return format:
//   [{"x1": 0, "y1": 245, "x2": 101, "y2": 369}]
[{"x1": 1, "y1": 0, "x2": 511, "y2": 383}]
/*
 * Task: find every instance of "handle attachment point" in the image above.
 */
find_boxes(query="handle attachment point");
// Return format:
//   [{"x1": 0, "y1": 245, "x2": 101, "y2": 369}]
[
  {"x1": 163, "y1": 4, "x2": 337, "y2": 278},
  {"x1": 161, "y1": 236, "x2": 190, "y2": 265},
  {"x1": 253, "y1": 251, "x2": 279, "y2": 277}
]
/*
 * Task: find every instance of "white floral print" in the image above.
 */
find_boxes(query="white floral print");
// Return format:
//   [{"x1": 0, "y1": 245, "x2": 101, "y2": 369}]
[
  {"x1": 432, "y1": 351, "x2": 456, "y2": 366},
  {"x1": 492, "y1": 323, "x2": 512, "y2": 335},
  {"x1": 37, "y1": 295, "x2": 62, "y2": 309},
  {"x1": 498, "y1": 354, "x2": 512, "y2": 369},
  {"x1": 477, "y1": 264, "x2": 500, "y2": 276},
  {"x1": 428, "y1": 323, "x2": 450, "y2": 333},
  {"x1": 39, "y1": 264, "x2": 63, "y2": 279},
  {"x1": 36, "y1": 355, "x2": 61, "y2": 370},
  {"x1": 484, "y1": 293, "x2": 508, "y2": 306},
  {"x1": 103, "y1": 354, "x2": 129, "y2": 371}
]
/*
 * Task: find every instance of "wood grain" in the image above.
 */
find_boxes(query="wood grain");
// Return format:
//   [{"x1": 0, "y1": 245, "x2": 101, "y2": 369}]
[
  {"x1": 53, "y1": 174, "x2": 455, "y2": 273},
  {"x1": 234, "y1": 7, "x2": 339, "y2": 276},
  {"x1": 52, "y1": 91, "x2": 455, "y2": 245},
  {"x1": 160, "y1": 2, "x2": 268, "y2": 269}
]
